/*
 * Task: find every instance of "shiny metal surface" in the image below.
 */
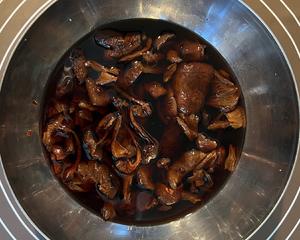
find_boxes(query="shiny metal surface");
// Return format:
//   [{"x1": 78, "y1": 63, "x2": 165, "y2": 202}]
[{"x1": 0, "y1": 0, "x2": 299, "y2": 239}]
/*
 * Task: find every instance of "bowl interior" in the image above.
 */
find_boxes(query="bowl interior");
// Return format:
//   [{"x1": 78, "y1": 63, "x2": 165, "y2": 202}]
[{"x1": 0, "y1": 0, "x2": 298, "y2": 239}]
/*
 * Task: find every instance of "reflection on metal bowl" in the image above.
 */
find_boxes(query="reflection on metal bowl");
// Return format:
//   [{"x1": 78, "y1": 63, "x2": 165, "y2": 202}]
[{"x1": 0, "y1": 0, "x2": 298, "y2": 239}]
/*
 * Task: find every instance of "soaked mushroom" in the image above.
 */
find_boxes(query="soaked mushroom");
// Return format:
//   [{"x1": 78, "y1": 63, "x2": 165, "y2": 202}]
[
  {"x1": 182, "y1": 191, "x2": 202, "y2": 204},
  {"x1": 136, "y1": 191, "x2": 158, "y2": 212},
  {"x1": 43, "y1": 27, "x2": 245, "y2": 222},
  {"x1": 83, "y1": 129, "x2": 103, "y2": 160},
  {"x1": 207, "y1": 71, "x2": 240, "y2": 111},
  {"x1": 118, "y1": 61, "x2": 143, "y2": 88},
  {"x1": 85, "y1": 78, "x2": 112, "y2": 106},
  {"x1": 119, "y1": 38, "x2": 152, "y2": 62},
  {"x1": 154, "y1": 32, "x2": 175, "y2": 51},
  {"x1": 155, "y1": 183, "x2": 181, "y2": 205},
  {"x1": 163, "y1": 63, "x2": 177, "y2": 83},
  {"x1": 196, "y1": 133, "x2": 218, "y2": 152},
  {"x1": 122, "y1": 174, "x2": 133, "y2": 203},
  {"x1": 157, "y1": 90, "x2": 177, "y2": 124},
  {"x1": 225, "y1": 106, "x2": 246, "y2": 129},
  {"x1": 224, "y1": 145, "x2": 238, "y2": 172},
  {"x1": 180, "y1": 40, "x2": 206, "y2": 62},
  {"x1": 101, "y1": 202, "x2": 116, "y2": 221},
  {"x1": 156, "y1": 157, "x2": 171, "y2": 169},
  {"x1": 166, "y1": 49, "x2": 182, "y2": 63},
  {"x1": 143, "y1": 81, "x2": 167, "y2": 99},
  {"x1": 95, "y1": 30, "x2": 143, "y2": 59},
  {"x1": 173, "y1": 63, "x2": 214, "y2": 114},
  {"x1": 56, "y1": 65, "x2": 74, "y2": 97},
  {"x1": 136, "y1": 165, "x2": 155, "y2": 190},
  {"x1": 77, "y1": 161, "x2": 120, "y2": 199},
  {"x1": 142, "y1": 51, "x2": 164, "y2": 64},
  {"x1": 71, "y1": 49, "x2": 87, "y2": 83},
  {"x1": 167, "y1": 149, "x2": 207, "y2": 189}
]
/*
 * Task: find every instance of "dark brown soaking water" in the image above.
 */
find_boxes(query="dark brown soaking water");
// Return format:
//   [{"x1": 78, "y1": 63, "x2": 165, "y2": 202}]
[{"x1": 42, "y1": 19, "x2": 246, "y2": 225}]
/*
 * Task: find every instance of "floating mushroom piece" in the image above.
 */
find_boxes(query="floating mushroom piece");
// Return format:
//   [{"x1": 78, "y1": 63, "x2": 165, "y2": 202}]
[
  {"x1": 207, "y1": 106, "x2": 246, "y2": 130},
  {"x1": 136, "y1": 191, "x2": 158, "y2": 212},
  {"x1": 56, "y1": 65, "x2": 74, "y2": 97},
  {"x1": 95, "y1": 30, "x2": 143, "y2": 59},
  {"x1": 225, "y1": 145, "x2": 238, "y2": 172},
  {"x1": 77, "y1": 161, "x2": 120, "y2": 199},
  {"x1": 207, "y1": 71, "x2": 240, "y2": 111},
  {"x1": 85, "y1": 60, "x2": 120, "y2": 76},
  {"x1": 225, "y1": 106, "x2": 246, "y2": 129},
  {"x1": 142, "y1": 51, "x2": 164, "y2": 64},
  {"x1": 172, "y1": 62, "x2": 214, "y2": 115},
  {"x1": 156, "y1": 157, "x2": 171, "y2": 169},
  {"x1": 157, "y1": 89, "x2": 177, "y2": 124},
  {"x1": 101, "y1": 202, "x2": 116, "y2": 221},
  {"x1": 136, "y1": 165, "x2": 155, "y2": 191},
  {"x1": 143, "y1": 81, "x2": 167, "y2": 99},
  {"x1": 118, "y1": 61, "x2": 143, "y2": 89},
  {"x1": 155, "y1": 183, "x2": 181, "y2": 205},
  {"x1": 96, "y1": 71, "x2": 118, "y2": 86},
  {"x1": 159, "y1": 121, "x2": 183, "y2": 158},
  {"x1": 180, "y1": 40, "x2": 206, "y2": 62},
  {"x1": 71, "y1": 49, "x2": 87, "y2": 83},
  {"x1": 181, "y1": 191, "x2": 202, "y2": 204},
  {"x1": 122, "y1": 174, "x2": 133, "y2": 203},
  {"x1": 154, "y1": 32, "x2": 175, "y2": 51},
  {"x1": 129, "y1": 106, "x2": 159, "y2": 164},
  {"x1": 176, "y1": 116, "x2": 198, "y2": 141},
  {"x1": 83, "y1": 129, "x2": 103, "y2": 160},
  {"x1": 167, "y1": 149, "x2": 207, "y2": 189},
  {"x1": 85, "y1": 78, "x2": 112, "y2": 106},
  {"x1": 111, "y1": 116, "x2": 136, "y2": 159},
  {"x1": 196, "y1": 133, "x2": 218, "y2": 152},
  {"x1": 166, "y1": 49, "x2": 182, "y2": 63},
  {"x1": 119, "y1": 38, "x2": 153, "y2": 62},
  {"x1": 163, "y1": 63, "x2": 177, "y2": 83}
]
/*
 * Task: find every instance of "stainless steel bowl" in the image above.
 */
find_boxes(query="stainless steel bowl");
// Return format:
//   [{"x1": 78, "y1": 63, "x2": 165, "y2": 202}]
[{"x1": 0, "y1": 0, "x2": 298, "y2": 239}]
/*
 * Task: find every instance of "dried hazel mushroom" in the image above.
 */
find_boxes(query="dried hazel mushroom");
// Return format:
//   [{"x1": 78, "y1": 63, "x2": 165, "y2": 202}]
[{"x1": 43, "y1": 25, "x2": 245, "y2": 223}]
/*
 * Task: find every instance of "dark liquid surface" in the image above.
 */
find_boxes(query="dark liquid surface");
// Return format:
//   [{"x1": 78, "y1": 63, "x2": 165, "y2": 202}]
[{"x1": 42, "y1": 19, "x2": 246, "y2": 225}]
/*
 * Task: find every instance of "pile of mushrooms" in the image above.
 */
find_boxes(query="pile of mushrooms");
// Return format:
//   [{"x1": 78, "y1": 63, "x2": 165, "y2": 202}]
[{"x1": 42, "y1": 29, "x2": 246, "y2": 221}]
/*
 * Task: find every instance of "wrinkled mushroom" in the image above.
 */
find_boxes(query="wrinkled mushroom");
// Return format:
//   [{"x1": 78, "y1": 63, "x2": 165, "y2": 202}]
[
  {"x1": 167, "y1": 149, "x2": 207, "y2": 189},
  {"x1": 195, "y1": 133, "x2": 218, "y2": 152},
  {"x1": 225, "y1": 106, "x2": 246, "y2": 129},
  {"x1": 83, "y1": 129, "x2": 103, "y2": 160},
  {"x1": 207, "y1": 71, "x2": 240, "y2": 111},
  {"x1": 77, "y1": 161, "x2": 120, "y2": 199}
]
